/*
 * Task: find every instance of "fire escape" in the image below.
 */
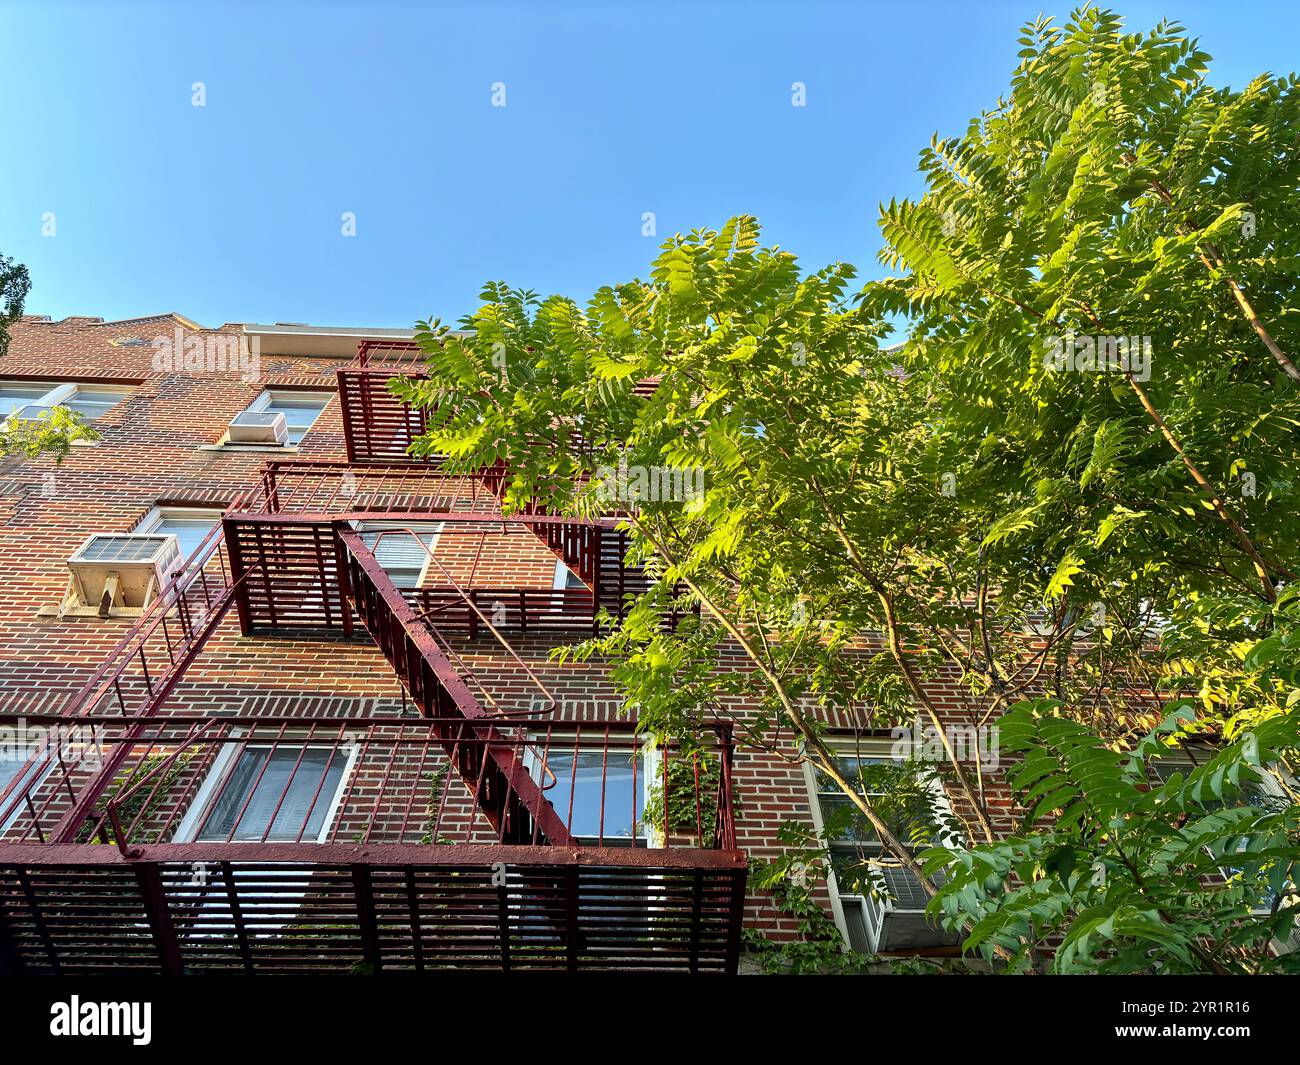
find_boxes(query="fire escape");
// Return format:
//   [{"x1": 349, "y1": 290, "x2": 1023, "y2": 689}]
[{"x1": 0, "y1": 341, "x2": 745, "y2": 974}]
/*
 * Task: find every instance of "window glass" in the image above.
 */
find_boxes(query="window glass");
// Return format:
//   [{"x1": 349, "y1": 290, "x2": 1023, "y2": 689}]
[
  {"x1": 0, "y1": 381, "x2": 129, "y2": 422},
  {"x1": 135, "y1": 507, "x2": 223, "y2": 566},
  {"x1": 359, "y1": 525, "x2": 439, "y2": 588},
  {"x1": 0, "y1": 749, "x2": 54, "y2": 834},
  {"x1": 541, "y1": 747, "x2": 644, "y2": 841},
  {"x1": 261, "y1": 392, "x2": 330, "y2": 445},
  {"x1": 196, "y1": 746, "x2": 349, "y2": 842},
  {"x1": 814, "y1": 756, "x2": 944, "y2": 847},
  {"x1": 63, "y1": 387, "x2": 129, "y2": 420},
  {"x1": 554, "y1": 562, "x2": 586, "y2": 590},
  {"x1": 813, "y1": 754, "x2": 947, "y2": 901},
  {"x1": 11, "y1": 404, "x2": 58, "y2": 421},
  {"x1": 0, "y1": 748, "x2": 35, "y2": 794},
  {"x1": 152, "y1": 517, "x2": 220, "y2": 562},
  {"x1": 0, "y1": 385, "x2": 49, "y2": 417},
  {"x1": 811, "y1": 746, "x2": 962, "y2": 952}
]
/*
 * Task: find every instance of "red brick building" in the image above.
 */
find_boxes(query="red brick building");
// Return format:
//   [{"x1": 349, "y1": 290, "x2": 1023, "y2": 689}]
[{"x1": 0, "y1": 314, "x2": 1012, "y2": 974}]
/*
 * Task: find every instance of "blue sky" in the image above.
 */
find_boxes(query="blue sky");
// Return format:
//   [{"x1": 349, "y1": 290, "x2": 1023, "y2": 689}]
[{"x1": 2, "y1": 0, "x2": 1297, "y2": 329}]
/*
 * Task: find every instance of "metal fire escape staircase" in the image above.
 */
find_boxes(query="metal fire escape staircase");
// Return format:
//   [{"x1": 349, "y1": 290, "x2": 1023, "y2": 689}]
[
  {"x1": 0, "y1": 342, "x2": 744, "y2": 975},
  {"x1": 26, "y1": 343, "x2": 681, "y2": 854},
  {"x1": 334, "y1": 526, "x2": 572, "y2": 846},
  {"x1": 27, "y1": 474, "x2": 585, "y2": 851}
]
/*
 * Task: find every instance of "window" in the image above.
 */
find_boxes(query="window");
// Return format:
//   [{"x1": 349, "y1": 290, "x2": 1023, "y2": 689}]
[
  {"x1": 166, "y1": 739, "x2": 358, "y2": 939},
  {"x1": 806, "y1": 739, "x2": 960, "y2": 953},
  {"x1": 135, "y1": 506, "x2": 224, "y2": 565},
  {"x1": 0, "y1": 384, "x2": 50, "y2": 417},
  {"x1": 357, "y1": 522, "x2": 441, "y2": 588},
  {"x1": 0, "y1": 747, "x2": 54, "y2": 835},
  {"x1": 238, "y1": 389, "x2": 331, "y2": 446},
  {"x1": 527, "y1": 739, "x2": 651, "y2": 845},
  {"x1": 1152, "y1": 752, "x2": 1289, "y2": 813},
  {"x1": 552, "y1": 560, "x2": 586, "y2": 590},
  {"x1": 176, "y1": 741, "x2": 355, "y2": 843},
  {"x1": 0, "y1": 380, "x2": 129, "y2": 422}
]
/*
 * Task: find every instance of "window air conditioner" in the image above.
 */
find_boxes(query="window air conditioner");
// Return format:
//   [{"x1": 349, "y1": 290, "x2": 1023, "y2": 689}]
[
  {"x1": 845, "y1": 868, "x2": 963, "y2": 953},
  {"x1": 228, "y1": 410, "x2": 288, "y2": 445},
  {"x1": 64, "y1": 533, "x2": 183, "y2": 616}
]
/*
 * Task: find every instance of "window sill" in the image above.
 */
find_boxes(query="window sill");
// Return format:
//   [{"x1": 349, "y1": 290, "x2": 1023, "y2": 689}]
[
  {"x1": 199, "y1": 441, "x2": 302, "y2": 455},
  {"x1": 37, "y1": 603, "x2": 144, "y2": 620}
]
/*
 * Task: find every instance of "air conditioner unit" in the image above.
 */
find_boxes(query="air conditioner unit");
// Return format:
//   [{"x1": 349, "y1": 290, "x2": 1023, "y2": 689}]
[
  {"x1": 228, "y1": 410, "x2": 288, "y2": 445},
  {"x1": 64, "y1": 533, "x2": 183, "y2": 616},
  {"x1": 843, "y1": 868, "x2": 963, "y2": 953},
  {"x1": 1273, "y1": 924, "x2": 1300, "y2": 957}
]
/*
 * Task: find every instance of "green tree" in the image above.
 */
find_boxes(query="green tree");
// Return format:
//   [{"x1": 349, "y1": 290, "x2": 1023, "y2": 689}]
[
  {"x1": 0, "y1": 252, "x2": 31, "y2": 358},
  {"x1": 399, "y1": 7, "x2": 1300, "y2": 970},
  {"x1": 875, "y1": 6, "x2": 1300, "y2": 731},
  {"x1": 875, "y1": 4, "x2": 1300, "y2": 973},
  {"x1": 1, "y1": 405, "x2": 101, "y2": 461},
  {"x1": 399, "y1": 222, "x2": 1024, "y2": 959}
]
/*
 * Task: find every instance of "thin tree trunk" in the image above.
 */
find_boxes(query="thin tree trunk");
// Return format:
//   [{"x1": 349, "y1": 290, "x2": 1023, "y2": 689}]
[
  {"x1": 627, "y1": 516, "x2": 1021, "y2": 956},
  {"x1": 1124, "y1": 372, "x2": 1277, "y2": 603},
  {"x1": 803, "y1": 476, "x2": 1000, "y2": 843},
  {"x1": 1131, "y1": 160, "x2": 1300, "y2": 383}
]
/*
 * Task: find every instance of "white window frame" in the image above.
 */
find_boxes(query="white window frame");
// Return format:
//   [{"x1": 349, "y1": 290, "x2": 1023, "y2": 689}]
[
  {"x1": 172, "y1": 733, "x2": 359, "y2": 845},
  {"x1": 0, "y1": 379, "x2": 130, "y2": 423},
  {"x1": 803, "y1": 736, "x2": 960, "y2": 954},
  {"x1": 165, "y1": 734, "x2": 360, "y2": 941},
  {"x1": 134, "y1": 505, "x2": 225, "y2": 566}
]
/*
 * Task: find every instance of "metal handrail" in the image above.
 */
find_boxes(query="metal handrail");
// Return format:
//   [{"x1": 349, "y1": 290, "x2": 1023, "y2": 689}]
[
  {"x1": 365, "y1": 528, "x2": 559, "y2": 717},
  {"x1": 0, "y1": 713, "x2": 738, "y2": 853}
]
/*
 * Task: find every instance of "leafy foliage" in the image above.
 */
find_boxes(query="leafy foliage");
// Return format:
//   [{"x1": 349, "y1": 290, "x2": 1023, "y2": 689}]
[
  {"x1": 0, "y1": 252, "x2": 30, "y2": 359},
  {"x1": 877, "y1": 5, "x2": 1300, "y2": 738},
  {"x1": 644, "y1": 744, "x2": 721, "y2": 847},
  {"x1": 398, "y1": 7, "x2": 1300, "y2": 969},
  {"x1": 923, "y1": 701, "x2": 1300, "y2": 973},
  {"x1": 745, "y1": 825, "x2": 875, "y2": 975},
  {"x1": 76, "y1": 753, "x2": 193, "y2": 845},
  {"x1": 1, "y1": 404, "x2": 101, "y2": 461},
  {"x1": 0, "y1": 257, "x2": 100, "y2": 459}
]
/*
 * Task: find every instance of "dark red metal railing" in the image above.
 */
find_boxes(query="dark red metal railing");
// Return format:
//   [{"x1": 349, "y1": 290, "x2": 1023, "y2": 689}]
[
  {"x1": 219, "y1": 463, "x2": 628, "y2": 634},
  {"x1": 0, "y1": 714, "x2": 736, "y2": 853},
  {"x1": 44, "y1": 509, "x2": 259, "y2": 721},
  {"x1": 0, "y1": 353, "x2": 743, "y2": 972},
  {"x1": 240, "y1": 461, "x2": 498, "y2": 517},
  {"x1": 353, "y1": 339, "x2": 425, "y2": 368},
  {"x1": 0, "y1": 711, "x2": 745, "y2": 975},
  {"x1": 339, "y1": 341, "x2": 429, "y2": 463},
  {"x1": 335, "y1": 526, "x2": 573, "y2": 845}
]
